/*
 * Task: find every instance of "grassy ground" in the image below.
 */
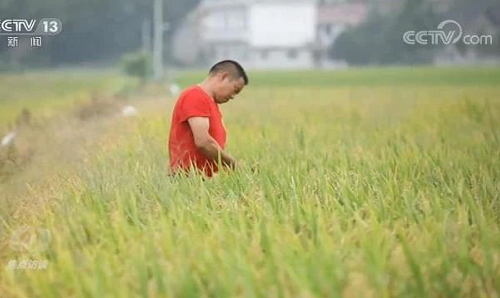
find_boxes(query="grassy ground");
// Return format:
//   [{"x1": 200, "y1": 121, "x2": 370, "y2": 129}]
[
  {"x1": 178, "y1": 66, "x2": 500, "y2": 87},
  {"x1": 1, "y1": 67, "x2": 499, "y2": 297},
  {"x1": 0, "y1": 69, "x2": 131, "y2": 130}
]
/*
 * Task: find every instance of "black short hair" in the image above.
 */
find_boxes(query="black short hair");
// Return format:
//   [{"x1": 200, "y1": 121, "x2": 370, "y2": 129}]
[{"x1": 209, "y1": 60, "x2": 249, "y2": 85}]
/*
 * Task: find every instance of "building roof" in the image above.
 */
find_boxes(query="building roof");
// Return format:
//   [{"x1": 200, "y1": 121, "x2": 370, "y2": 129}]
[
  {"x1": 199, "y1": 0, "x2": 314, "y2": 7},
  {"x1": 484, "y1": 6, "x2": 500, "y2": 27},
  {"x1": 318, "y1": 3, "x2": 368, "y2": 26},
  {"x1": 444, "y1": 2, "x2": 500, "y2": 29},
  {"x1": 195, "y1": 0, "x2": 317, "y2": 19}
]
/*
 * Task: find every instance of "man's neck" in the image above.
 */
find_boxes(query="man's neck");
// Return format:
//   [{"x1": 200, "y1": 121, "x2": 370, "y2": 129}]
[{"x1": 197, "y1": 80, "x2": 216, "y2": 101}]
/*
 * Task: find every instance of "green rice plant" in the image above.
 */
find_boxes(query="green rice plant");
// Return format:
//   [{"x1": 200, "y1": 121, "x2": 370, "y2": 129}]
[{"x1": 0, "y1": 67, "x2": 499, "y2": 297}]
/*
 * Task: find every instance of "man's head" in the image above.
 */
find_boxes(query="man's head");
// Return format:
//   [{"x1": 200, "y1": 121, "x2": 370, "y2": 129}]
[{"x1": 208, "y1": 60, "x2": 248, "y2": 104}]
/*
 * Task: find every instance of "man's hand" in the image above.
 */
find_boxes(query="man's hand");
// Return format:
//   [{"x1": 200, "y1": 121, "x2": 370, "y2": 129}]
[{"x1": 187, "y1": 117, "x2": 236, "y2": 168}]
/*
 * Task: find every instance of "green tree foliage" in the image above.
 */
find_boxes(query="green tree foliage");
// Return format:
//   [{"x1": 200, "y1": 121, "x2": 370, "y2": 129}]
[
  {"x1": 0, "y1": 0, "x2": 200, "y2": 68},
  {"x1": 329, "y1": 0, "x2": 443, "y2": 65},
  {"x1": 120, "y1": 51, "x2": 153, "y2": 82}
]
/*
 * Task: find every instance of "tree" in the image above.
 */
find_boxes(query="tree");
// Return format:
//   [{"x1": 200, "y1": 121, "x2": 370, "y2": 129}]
[
  {"x1": 0, "y1": 0, "x2": 202, "y2": 68},
  {"x1": 329, "y1": 0, "x2": 444, "y2": 65}
]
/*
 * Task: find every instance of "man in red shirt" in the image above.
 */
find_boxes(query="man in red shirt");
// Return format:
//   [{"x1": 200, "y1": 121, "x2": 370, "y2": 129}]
[{"x1": 168, "y1": 60, "x2": 249, "y2": 176}]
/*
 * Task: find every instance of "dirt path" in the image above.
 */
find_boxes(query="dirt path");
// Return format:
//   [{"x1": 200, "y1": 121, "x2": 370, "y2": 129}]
[{"x1": 0, "y1": 91, "x2": 170, "y2": 226}]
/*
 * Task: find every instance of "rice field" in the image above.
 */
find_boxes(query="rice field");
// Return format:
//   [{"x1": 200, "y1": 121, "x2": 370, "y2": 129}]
[
  {"x1": 0, "y1": 69, "x2": 131, "y2": 130},
  {"x1": 0, "y1": 67, "x2": 499, "y2": 297}
]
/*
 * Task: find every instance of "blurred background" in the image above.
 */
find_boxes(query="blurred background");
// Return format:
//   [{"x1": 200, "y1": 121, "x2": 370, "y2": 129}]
[
  {"x1": 0, "y1": 0, "x2": 499, "y2": 75},
  {"x1": 1, "y1": 2, "x2": 500, "y2": 295}
]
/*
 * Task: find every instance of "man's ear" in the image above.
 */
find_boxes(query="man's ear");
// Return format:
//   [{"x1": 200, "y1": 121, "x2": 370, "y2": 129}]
[{"x1": 220, "y1": 71, "x2": 230, "y2": 81}]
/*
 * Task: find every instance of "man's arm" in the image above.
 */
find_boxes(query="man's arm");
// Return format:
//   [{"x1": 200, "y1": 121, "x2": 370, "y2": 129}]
[{"x1": 187, "y1": 117, "x2": 236, "y2": 169}]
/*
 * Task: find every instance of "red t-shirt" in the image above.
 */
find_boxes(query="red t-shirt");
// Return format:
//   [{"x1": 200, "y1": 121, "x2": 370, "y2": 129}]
[{"x1": 168, "y1": 86, "x2": 226, "y2": 176}]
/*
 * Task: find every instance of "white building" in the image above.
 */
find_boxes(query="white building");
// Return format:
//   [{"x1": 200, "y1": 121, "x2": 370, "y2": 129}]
[
  {"x1": 173, "y1": 0, "x2": 317, "y2": 69},
  {"x1": 172, "y1": 0, "x2": 371, "y2": 69}
]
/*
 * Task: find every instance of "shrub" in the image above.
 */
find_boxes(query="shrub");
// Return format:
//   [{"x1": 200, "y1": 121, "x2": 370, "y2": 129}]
[{"x1": 120, "y1": 51, "x2": 153, "y2": 82}]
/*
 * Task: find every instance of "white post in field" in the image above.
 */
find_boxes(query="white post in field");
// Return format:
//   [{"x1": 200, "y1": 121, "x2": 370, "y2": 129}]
[
  {"x1": 153, "y1": 0, "x2": 163, "y2": 80},
  {"x1": 142, "y1": 19, "x2": 151, "y2": 53}
]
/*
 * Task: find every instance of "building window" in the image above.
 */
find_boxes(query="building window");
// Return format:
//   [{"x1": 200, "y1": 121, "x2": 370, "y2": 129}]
[
  {"x1": 228, "y1": 45, "x2": 249, "y2": 60},
  {"x1": 288, "y1": 49, "x2": 298, "y2": 59},
  {"x1": 242, "y1": 47, "x2": 249, "y2": 60},
  {"x1": 261, "y1": 50, "x2": 269, "y2": 60},
  {"x1": 325, "y1": 24, "x2": 332, "y2": 35},
  {"x1": 223, "y1": 13, "x2": 230, "y2": 29},
  {"x1": 222, "y1": 10, "x2": 246, "y2": 30},
  {"x1": 216, "y1": 46, "x2": 228, "y2": 59}
]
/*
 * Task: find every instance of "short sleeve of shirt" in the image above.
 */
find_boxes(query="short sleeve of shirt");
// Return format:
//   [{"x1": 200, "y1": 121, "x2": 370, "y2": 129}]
[{"x1": 178, "y1": 89, "x2": 212, "y2": 123}]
